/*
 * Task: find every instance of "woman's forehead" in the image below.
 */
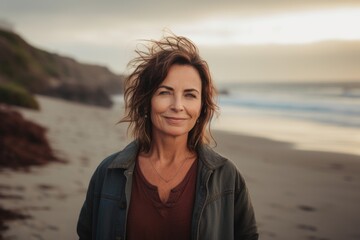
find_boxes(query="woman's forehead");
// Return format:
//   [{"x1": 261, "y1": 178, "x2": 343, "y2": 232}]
[{"x1": 159, "y1": 65, "x2": 202, "y2": 90}]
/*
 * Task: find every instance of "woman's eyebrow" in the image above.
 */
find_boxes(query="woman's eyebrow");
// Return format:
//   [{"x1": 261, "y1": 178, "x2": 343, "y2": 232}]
[
  {"x1": 158, "y1": 85, "x2": 200, "y2": 94},
  {"x1": 184, "y1": 88, "x2": 200, "y2": 94},
  {"x1": 158, "y1": 85, "x2": 173, "y2": 91}
]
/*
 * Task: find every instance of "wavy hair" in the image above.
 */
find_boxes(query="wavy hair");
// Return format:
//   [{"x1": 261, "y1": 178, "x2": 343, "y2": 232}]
[{"x1": 120, "y1": 34, "x2": 218, "y2": 152}]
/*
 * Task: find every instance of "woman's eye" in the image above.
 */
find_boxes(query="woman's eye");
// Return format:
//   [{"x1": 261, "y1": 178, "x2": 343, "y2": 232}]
[
  {"x1": 159, "y1": 91, "x2": 170, "y2": 95},
  {"x1": 185, "y1": 93, "x2": 197, "y2": 98}
]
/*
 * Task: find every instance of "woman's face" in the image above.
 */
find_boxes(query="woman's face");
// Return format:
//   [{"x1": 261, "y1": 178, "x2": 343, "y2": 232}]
[{"x1": 150, "y1": 64, "x2": 202, "y2": 139}]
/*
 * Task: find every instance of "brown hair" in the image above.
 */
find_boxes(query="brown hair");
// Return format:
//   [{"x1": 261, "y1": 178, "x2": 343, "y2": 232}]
[{"x1": 120, "y1": 34, "x2": 218, "y2": 152}]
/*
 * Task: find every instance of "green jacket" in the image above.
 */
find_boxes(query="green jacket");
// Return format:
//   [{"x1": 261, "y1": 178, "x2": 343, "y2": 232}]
[{"x1": 77, "y1": 141, "x2": 259, "y2": 240}]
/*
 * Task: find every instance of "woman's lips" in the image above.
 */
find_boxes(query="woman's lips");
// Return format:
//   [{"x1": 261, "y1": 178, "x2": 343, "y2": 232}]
[
  {"x1": 165, "y1": 117, "x2": 187, "y2": 120},
  {"x1": 164, "y1": 116, "x2": 188, "y2": 124}
]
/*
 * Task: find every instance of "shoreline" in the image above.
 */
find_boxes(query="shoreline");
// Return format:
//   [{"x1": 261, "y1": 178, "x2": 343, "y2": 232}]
[
  {"x1": 213, "y1": 105, "x2": 360, "y2": 157},
  {"x1": 213, "y1": 129, "x2": 360, "y2": 172},
  {"x1": 0, "y1": 96, "x2": 360, "y2": 240},
  {"x1": 212, "y1": 130, "x2": 360, "y2": 240}
]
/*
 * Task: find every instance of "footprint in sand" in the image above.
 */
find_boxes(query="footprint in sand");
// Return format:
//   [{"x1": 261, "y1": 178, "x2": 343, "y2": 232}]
[
  {"x1": 297, "y1": 224, "x2": 317, "y2": 232},
  {"x1": 298, "y1": 205, "x2": 316, "y2": 212},
  {"x1": 306, "y1": 235, "x2": 330, "y2": 240}
]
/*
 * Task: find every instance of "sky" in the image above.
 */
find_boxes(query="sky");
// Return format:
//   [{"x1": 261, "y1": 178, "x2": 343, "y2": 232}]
[{"x1": 1, "y1": 0, "x2": 360, "y2": 83}]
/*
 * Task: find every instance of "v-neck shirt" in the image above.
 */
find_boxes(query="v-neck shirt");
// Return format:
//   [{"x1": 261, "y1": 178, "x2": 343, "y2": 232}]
[{"x1": 126, "y1": 158, "x2": 198, "y2": 240}]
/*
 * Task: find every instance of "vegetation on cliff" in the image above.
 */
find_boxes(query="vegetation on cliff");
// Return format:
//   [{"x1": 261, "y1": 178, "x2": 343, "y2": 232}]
[
  {"x1": 0, "y1": 28, "x2": 123, "y2": 108},
  {"x1": 0, "y1": 82, "x2": 39, "y2": 110}
]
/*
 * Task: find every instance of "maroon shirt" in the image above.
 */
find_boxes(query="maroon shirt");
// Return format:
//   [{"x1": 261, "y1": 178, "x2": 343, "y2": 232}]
[{"x1": 126, "y1": 159, "x2": 198, "y2": 240}]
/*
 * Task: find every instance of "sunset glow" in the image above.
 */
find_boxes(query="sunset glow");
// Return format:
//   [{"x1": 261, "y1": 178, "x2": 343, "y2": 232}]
[
  {"x1": 2, "y1": 2, "x2": 359, "y2": 80},
  {"x1": 181, "y1": 8, "x2": 360, "y2": 45}
]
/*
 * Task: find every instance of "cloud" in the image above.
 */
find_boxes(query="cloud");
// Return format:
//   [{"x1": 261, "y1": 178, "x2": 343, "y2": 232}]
[
  {"x1": 202, "y1": 41, "x2": 360, "y2": 82},
  {"x1": 1, "y1": 0, "x2": 360, "y2": 81},
  {"x1": 2, "y1": 0, "x2": 360, "y2": 20}
]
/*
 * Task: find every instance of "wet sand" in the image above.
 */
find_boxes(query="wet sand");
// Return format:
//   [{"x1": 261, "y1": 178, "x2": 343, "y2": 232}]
[
  {"x1": 214, "y1": 131, "x2": 360, "y2": 240},
  {"x1": 1, "y1": 96, "x2": 360, "y2": 240}
]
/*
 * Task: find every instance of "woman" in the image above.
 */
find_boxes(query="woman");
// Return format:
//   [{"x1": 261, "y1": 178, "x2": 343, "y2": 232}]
[{"x1": 77, "y1": 34, "x2": 258, "y2": 240}]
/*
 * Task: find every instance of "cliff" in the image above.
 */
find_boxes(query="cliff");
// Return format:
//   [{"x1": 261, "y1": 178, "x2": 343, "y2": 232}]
[{"x1": 0, "y1": 28, "x2": 124, "y2": 107}]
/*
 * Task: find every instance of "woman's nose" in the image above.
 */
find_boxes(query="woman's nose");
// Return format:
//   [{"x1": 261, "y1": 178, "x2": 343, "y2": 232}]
[{"x1": 171, "y1": 96, "x2": 184, "y2": 112}]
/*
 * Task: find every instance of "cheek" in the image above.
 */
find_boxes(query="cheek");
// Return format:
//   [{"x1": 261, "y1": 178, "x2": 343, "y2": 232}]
[
  {"x1": 191, "y1": 102, "x2": 202, "y2": 118},
  {"x1": 150, "y1": 97, "x2": 166, "y2": 113},
  {"x1": 150, "y1": 98, "x2": 169, "y2": 125}
]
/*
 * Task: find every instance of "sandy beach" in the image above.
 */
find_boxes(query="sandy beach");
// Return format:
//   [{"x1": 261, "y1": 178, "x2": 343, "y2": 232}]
[{"x1": 1, "y1": 95, "x2": 360, "y2": 240}]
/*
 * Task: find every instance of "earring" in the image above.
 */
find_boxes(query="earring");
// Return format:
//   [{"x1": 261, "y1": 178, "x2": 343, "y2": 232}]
[{"x1": 145, "y1": 114, "x2": 148, "y2": 119}]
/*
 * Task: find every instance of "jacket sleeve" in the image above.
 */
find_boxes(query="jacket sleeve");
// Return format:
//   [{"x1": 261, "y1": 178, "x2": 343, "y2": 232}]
[
  {"x1": 234, "y1": 172, "x2": 259, "y2": 240},
  {"x1": 77, "y1": 172, "x2": 96, "y2": 240},
  {"x1": 76, "y1": 152, "x2": 119, "y2": 239}
]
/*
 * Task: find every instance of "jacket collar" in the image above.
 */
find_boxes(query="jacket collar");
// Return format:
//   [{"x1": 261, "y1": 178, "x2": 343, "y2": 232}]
[
  {"x1": 108, "y1": 141, "x2": 139, "y2": 169},
  {"x1": 108, "y1": 141, "x2": 227, "y2": 170},
  {"x1": 197, "y1": 144, "x2": 227, "y2": 170}
]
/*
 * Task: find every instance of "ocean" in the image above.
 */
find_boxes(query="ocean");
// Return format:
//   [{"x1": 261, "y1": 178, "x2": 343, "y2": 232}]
[
  {"x1": 217, "y1": 81, "x2": 360, "y2": 129},
  {"x1": 112, "y1": 81, "x2": 360, "y2": 155}
]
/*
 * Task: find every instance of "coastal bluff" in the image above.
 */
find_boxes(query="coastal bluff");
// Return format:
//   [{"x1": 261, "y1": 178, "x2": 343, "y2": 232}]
[{"x1": 0, "y1": 28, "x2": 124, "y2": 108}]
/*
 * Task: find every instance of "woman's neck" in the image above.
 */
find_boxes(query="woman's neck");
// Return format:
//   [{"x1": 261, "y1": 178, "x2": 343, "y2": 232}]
[{"x1": 144, "y1": 134, "x2": 193, "y2": 165}]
